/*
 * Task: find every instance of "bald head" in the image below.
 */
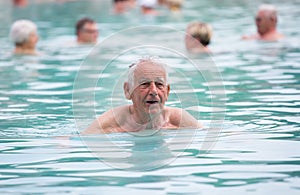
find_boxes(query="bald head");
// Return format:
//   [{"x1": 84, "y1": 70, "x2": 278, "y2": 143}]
[
  {"x1": 255, "y1": 4, "x2": 279, "y2": 36},
  {"x1": 127, "y1": 57, "x2": 169, "y2": 89},
  {"x1": 257, "y1": 4, "x2": 277, "y2": 21}
]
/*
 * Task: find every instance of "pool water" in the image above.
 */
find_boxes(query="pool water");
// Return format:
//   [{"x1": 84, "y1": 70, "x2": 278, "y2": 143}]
[{"x1": 0, "y1": 0, "x2": 300, "y2": 194}]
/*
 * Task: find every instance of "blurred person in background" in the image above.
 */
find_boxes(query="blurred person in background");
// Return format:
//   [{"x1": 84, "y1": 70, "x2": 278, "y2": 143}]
[
  {"x1": 242, "y1": 4, "x2": 284, "y2": 41},
  {"x1": 12, "y1": 0, "x2": 28, "y2": 7},
  {"x1": 185, "y1": 21, "x2": 213, "y2": 53},
  {"x1": 113, "y1": 0, "x2": 132, "y2": 14},
  {"x1": 138, "y1": 0, "x2": 158, "y2": 15},
  {"x1": 165, "y1": 0, "x2": 183, "y2": 12},
  {"x1": 10, "y1": 19, "x2": 39, "y2": 55},
  {"x1": 75, "y1": 17, "x2": 99, "y2": 44},
  {"x1": 128, "y1": 0, "x2": 136, "y2": 9}
]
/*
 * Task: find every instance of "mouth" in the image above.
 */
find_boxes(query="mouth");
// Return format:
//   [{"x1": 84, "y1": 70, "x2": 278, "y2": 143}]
[{"x1": 146, "y1": 100, "x2": 159, "y2": 105}]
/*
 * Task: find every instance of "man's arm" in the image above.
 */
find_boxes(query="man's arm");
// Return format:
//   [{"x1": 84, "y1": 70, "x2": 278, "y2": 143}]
[
  {"x1": 81, "y1": 111, "x2": 112, "y2": 135},
  {"x1": 169, "y1": 107, "x2": 202, "y2": 129},
  {"x1": 81, "y1": 106, "x2": 127, "y2": 134}
]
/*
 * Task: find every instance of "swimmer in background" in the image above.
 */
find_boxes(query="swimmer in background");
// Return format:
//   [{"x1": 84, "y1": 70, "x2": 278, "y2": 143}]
[
  {"x1": 128, "y1": 0, "x2": 136, "y2": 8},
  {"x1": 242, "y1": 4, "x2": 284, "y2": 41},
  {"x1": 12, "y1": 0, "x2": 28, "y2": 7},
  {"x1": 157, "y1": 0, "x2": 166, "y2": 6},
  {"x1": 82, "y1": 57, "x2": 202, "y2": 134},
  {"x1": 113, "y1": 0, "x2": 133, "y2": 14},
  {"x1": 185, "y1": 21, "x2": 213, "y2": 53},
  {"x1": 75, "y1": 17, "x2": 99, "y2": 44},
  {"x1": 138, "y1": 0, "x2": 159, "y2": 15},
  {"x1": 10, "y1": 19, "x2": 39, "y2": 55},
  {"x1": 165, "y1": 0, "x2": 183, "y2": 12}
]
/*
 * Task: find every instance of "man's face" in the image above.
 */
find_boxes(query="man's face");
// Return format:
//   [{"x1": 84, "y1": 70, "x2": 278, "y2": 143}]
[
  {"x1": 78, "y1": 22, "x2": 98, "y2": 43},
  {"x1": 27, "y1": 31, "x2": 39, "y2": 49},
  {"x1": 255, "y1": 11, "x2": 273, "y2": 35},
  {"x1": 129, "y1": 62, "x2": 170, "y2": 116}
]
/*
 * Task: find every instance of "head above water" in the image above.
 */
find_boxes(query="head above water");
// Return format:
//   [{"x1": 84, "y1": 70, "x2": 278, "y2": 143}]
[
  {"x1": 113, "y1": 0, "x2": 133, "y2": 14},
  {"x1": 165, "y1": 0, "x2": 183, "y2": 11},
  {"x1": 255, "y1": 4, "x2": 278, "y2": 35},
  {"x1": 10, "y1": 19, "x2": 38, "y2": 46},
  {"x1": 75, "y1": 17, "x2": 98, "y2": 44},
  {"x1": 124, "y1": 56, "x2": 170, "y2": 116},
  {"x1": 186, "y1": 21, "x2": 213, "y2": 47},
  {"x1": 138, "y1": 0, "x2": 157, "y2": 8},
  {"x1": 13, "y1": 0, "x2": 28, "y2": 7}
]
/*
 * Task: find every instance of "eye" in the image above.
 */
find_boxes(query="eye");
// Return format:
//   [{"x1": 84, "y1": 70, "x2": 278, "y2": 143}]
[
  {"x1": 155, "y1": 82, "x2": 165, "y2": 89},
  {"x1": 139, "y1": 82, "x2": 150, "y2": 88}
]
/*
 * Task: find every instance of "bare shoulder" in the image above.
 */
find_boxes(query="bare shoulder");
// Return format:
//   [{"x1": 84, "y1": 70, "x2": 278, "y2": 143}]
[
  {"x1": 277, "y1": 33, "x2": 285, "y2": 39},
  {"x1": 242, "y1": 34, "x2": 258, "y2": 40},
  {"x1": 81, "y1": 105, "x2": 129, "y2": 134},
  {"x1": 166, "y1": 107, "x2": 202, "y2": 128}
]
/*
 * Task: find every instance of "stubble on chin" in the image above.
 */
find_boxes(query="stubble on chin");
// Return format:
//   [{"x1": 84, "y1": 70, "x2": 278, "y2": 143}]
[{"x1": 148, "y1": 104, "x2": 165, "y2": 129}]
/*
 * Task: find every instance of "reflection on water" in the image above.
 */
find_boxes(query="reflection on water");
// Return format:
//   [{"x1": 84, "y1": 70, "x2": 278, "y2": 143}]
[
  {"x1": 83, "y1": 131, "x2": 174, "y2": 171},
  {"x1": 0, "y1": 0, "x2": 300, "y2": 194}
]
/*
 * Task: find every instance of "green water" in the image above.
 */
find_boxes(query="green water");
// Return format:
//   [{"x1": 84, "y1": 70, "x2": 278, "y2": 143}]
[{"x1": 0, "y1": 0, "x2": 300, "y2": 194}]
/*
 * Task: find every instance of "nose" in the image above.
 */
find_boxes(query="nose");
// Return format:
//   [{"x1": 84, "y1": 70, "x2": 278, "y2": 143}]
[{"x1": 149, "y1": 82, "x2": 158, "y2": 96}]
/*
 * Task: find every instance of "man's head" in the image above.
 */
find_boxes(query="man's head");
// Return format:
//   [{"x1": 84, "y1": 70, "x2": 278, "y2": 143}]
[
  {"x1": 10, "y1": 19, "x2": 39, "y2": 48},
  {"x1": 255, "y1": 4, "x2": 278, "y2": 36},
  {"x1": 165, "y1": 0, "x2": 183, "y2": 12},
  {"x1": 124, "y1": 57, "x2": 170, "y2": 116},
  {"x1": 75, "y1": 17, "x2": 98, "y2": 44},
  {"x1": 114, "y1": 0, "x2": 131, "y2": 14},
  {"x1": 13, "y1": 0, "x2": 28, "y2": 7},
  {"x1": 185, "y1": 21, "x2": 213, "y2": 50}
]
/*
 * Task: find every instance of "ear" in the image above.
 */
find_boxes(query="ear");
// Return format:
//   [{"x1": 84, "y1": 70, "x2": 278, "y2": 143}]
[
  {"x1": 166, "y1": 84, "x2": 170, "y2": 99},
  {"x1": 123, "y1": 82, "x2": 131, "y2": 100},
  {"x1": 271, "y1": 16, "x2": 277, "y2": 24}
]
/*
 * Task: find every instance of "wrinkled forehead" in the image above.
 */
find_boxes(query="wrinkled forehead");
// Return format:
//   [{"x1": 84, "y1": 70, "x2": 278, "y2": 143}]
[{"x1": 134, "y1": 62, "x2": 167, "y2": 81}]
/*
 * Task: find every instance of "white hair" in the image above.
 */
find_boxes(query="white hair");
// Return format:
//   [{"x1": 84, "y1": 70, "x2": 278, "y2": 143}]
[
  {"x1": 127, "y1": 56, "x2": 169, "y2": 88},
  {"x1": 258, "y1": 4, "x2": 277, "y2": 18},
  {"x1": 10, "y1": 20, "x2": 37, "y2": 45},
  {"x1": 138, "y1": 0, "x2": 157, "y2": 8}
]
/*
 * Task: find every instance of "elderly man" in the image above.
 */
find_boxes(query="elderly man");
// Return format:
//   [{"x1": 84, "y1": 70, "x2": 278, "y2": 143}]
[
  {"x1": 10, "y1": 19, "x2": 39, "y2": 55},
  {"x1": 243, "y1": 4, "x2": 284, "y2": 41},
  {"x1": 82, "y1": 57, "x2": 202, "y2": 134},
  {"x1": 113, "y1": 0, "x2": 133, "y2": 14},
  {"x1": 75, "y1": 17, "x2": 99, "y2": 44}
]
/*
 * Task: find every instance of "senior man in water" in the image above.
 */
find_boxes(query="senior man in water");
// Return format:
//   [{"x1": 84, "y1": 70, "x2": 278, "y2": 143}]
[
  {"x1": 10, "y1": 19, "x2": 39, "y2": 55},
  {"x1": 242, "y1": 4, "x2": 284, "y2": 41},
  {"x1": 83, "y1": 57, "x2": 202, "y2": 134}
]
